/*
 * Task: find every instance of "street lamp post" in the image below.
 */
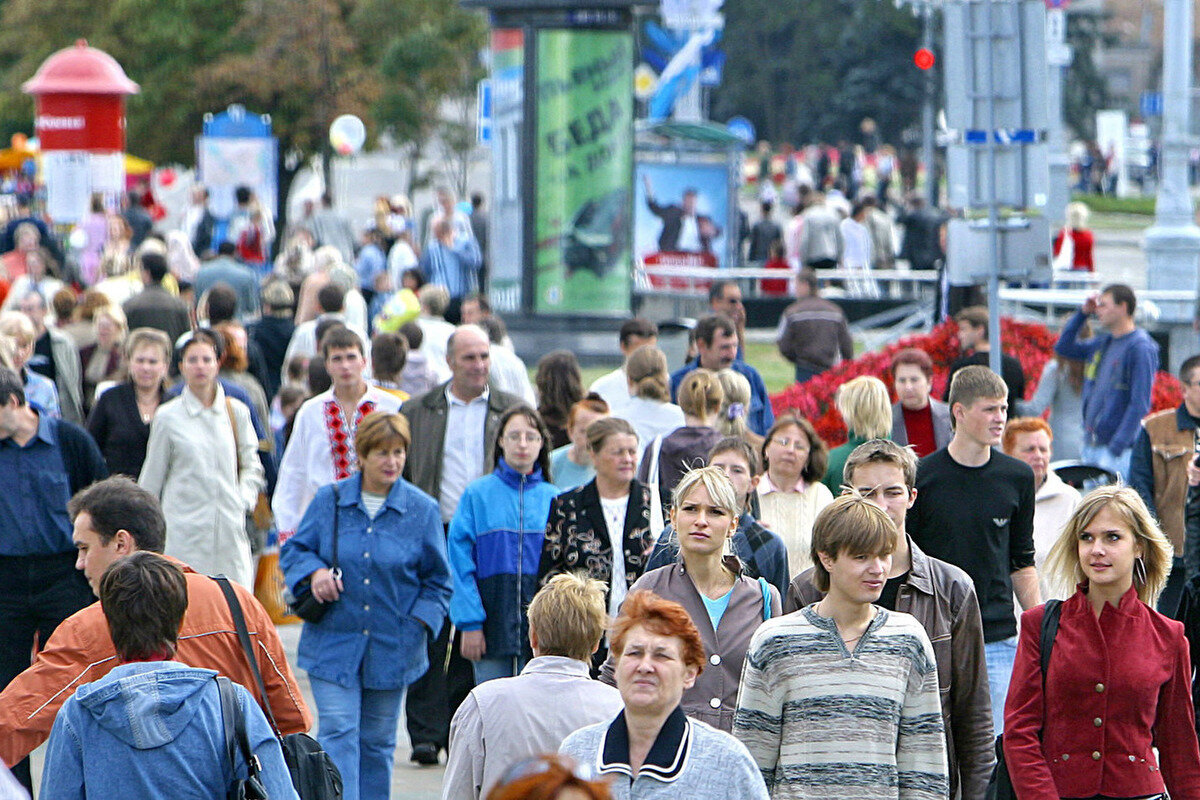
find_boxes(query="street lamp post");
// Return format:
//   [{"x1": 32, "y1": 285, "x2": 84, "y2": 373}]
[{"x1": 1144, "y1": 0, "x2": 1200, "y2": 372}]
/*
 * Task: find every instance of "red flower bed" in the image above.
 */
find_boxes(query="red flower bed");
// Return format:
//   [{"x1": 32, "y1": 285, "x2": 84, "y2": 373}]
[{"x1": 770, "y1": 318, "x2": 1182, "y2": 448}]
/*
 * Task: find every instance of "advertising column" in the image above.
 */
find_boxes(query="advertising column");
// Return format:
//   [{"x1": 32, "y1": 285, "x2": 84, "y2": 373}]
[{"x1": 534, "y1": 30, "x2": 633, "y2": 315}]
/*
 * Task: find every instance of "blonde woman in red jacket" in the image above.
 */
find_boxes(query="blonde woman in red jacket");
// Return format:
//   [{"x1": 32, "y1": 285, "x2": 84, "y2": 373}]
[{"x1": 1003, "y1": 485, "x2": 1200, "y2": 800}]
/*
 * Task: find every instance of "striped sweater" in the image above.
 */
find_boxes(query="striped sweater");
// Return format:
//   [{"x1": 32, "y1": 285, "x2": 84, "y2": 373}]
[{"x1": 733, "y1": 605, "x2": 949, "y2": 800}]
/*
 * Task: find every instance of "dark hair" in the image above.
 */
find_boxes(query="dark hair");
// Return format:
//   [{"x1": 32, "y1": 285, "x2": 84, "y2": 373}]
[
  {"x1": 494, "y1": 405, "x2": 553, "y2": 479},
  {"x1": 708, "y1": 435, "x2": 762, "y2": 475},
  {"x1": 762, "y1": 414, "x2": 828, "y2": 483},
  {"x1": 140, "y1": 252, "x2": 169, "y2": 284},
  {"x1": 205, "y1": 283, "x2": 238, "y2": 325},
  {"x1": 891, "y1": 347, "x2": 934, "y2": 380},
  {"x1": 100, "y1": 552, "x2": 188, "y2": 661},
  {"x1": 694, "y1": 313, "x2": 736, "y2": 346},
  {"x1": 480, "y1": 316, "x2": 507, "y2": 346},
  {"x1": 535, "y1": 351, "x2": 583, "y2": 431},
  {"x1": 307, "y1": 357, "x2": 331, "y2": 394},
  {"x1": 321, "y1": 325, "x2": 365, "y2": 359},
  {"x1": 401, "y1": 267, "x2": 426, "y2": 291},
  {"x1": 1102, "y1": 283, "x2": 1136, "y2": 317},
  {"x1": 708, "y1": 279, "x2": 737, "y2": 305},
  {"x1": 234, "y1": 186, "x2": 252, "y2": 205},
  {"x1": 464, "y1": 292, "x2": 492, "y2": 316},
  {"x1": 217, "y1": 241, "x2": 237, "y2": 256},
  {"x1": 179, "y1": 328, "x2": 223, "y2": 364},
  {"x1": 371, "y1": 331, "x2": 408, "y2": 380},
  {"x1": 51, "y1": 287, "x2": 77, "y2": 321},
  {"x1": 0, "y1": 367, "x2": 26, "y2": 407},
  {"x1": 215, "y1": 323, "x2": 249, "y2": 372},
  {"x1": 954, "y1": 305, "x2": 989, "y2": 332},
  {"x1": 68, "y1": 476, "x2": 167, "y2": 553},
  {"x1": 399, "y1": 321, "x2": 423, "y2": 349},
  {"x1": 618, "y1": 318, "x2": 658, "y2": 348},
  {"x1": 796, "y1": 268, "x2": 819, "y2": 294},
  {"x1": 317, "y1": 283, "x2": 346, "y2": 314},
  {"x1": 1180, "y1": 354, "x2": 1200, "y2": 385}
]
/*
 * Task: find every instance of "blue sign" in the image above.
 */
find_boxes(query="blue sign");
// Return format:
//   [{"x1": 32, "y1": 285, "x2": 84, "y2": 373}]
[
  {"x1": 1140, "y1": 91, "x2": 1163, "y2": 118},
  {"x1": 964, "y1": 128, "x2": 1040, "y2": 144},
  {"x1": 202, "y1": 104, "x2": 272, "y2": 138},
  {"x1": 726, "y1": 116, "x2": 755, "y2": 146},
  {"x1": 477, "y1": 79, "x2": 493, "y2": 144}
]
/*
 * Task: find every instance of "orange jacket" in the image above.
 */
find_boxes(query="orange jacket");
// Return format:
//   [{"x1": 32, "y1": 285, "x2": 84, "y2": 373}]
[{"x1": 0, "y1": 561, "x2": 312, "y2": 767}]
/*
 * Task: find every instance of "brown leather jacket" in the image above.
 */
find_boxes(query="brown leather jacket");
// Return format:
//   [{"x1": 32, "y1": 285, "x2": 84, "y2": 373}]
[
  {"x1": 786, "y1": 536, "x2": 994, "y2": 800},
  {"x1": 0, "y1": 560, "x2": 312, "y2": 767},
  {"x1": 1133, "y1": 407, "x2": 1193, "y2": 554}
]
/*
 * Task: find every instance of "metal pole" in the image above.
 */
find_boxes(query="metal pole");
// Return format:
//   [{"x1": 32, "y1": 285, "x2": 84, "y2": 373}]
[
  {"x1": 986, "y1": 0, "x2": 1003, "y2": 378},
  {"x1": 921, "y1": 1, "x2": 938, "y2": 207}
]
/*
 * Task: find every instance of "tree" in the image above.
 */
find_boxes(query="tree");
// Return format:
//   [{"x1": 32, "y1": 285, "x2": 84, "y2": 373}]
[{"x1": 1063, "y1": 8, "x2": 1111, "y2": 141}]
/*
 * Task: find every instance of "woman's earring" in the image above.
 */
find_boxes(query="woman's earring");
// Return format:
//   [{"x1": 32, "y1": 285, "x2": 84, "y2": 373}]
[{"x1": 1133, "y1": 557, "x2": 1147, "y2": 586}]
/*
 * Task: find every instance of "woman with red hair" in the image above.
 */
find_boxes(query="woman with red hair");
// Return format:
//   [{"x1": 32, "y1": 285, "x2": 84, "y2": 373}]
[{"x1": 559, "y1": 591, "x2": 768, "y2": 799}]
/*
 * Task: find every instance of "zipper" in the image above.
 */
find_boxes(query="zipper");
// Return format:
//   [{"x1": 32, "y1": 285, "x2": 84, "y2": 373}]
[{"x1": 516, "y1": 472, "x2": 526, "y2": 677}]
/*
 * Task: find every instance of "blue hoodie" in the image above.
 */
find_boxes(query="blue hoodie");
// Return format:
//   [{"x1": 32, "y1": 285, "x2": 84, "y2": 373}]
[
  {"x1": 40, "y1": 661, "x2": 298, "y2": 800},
  {"x1": 448, "y1": 459, "x2": 560, "y2": 658}
]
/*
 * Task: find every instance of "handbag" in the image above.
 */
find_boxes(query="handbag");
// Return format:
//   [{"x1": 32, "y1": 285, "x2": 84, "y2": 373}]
[
  {"x1": 288, "y1": 484, "x2": 341, "y2": 624},
  {"x1": 213, "y1": 576, "x2": 344, "y2": 800},
  {"x1": 215, "y1": 676, "x2": 270, "y2": 800},
  {"x1": 985, "y1": 599, "x2": 1062, "y2": 800}
]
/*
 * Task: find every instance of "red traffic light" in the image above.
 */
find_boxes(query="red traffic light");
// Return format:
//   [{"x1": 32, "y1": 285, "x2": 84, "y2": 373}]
[{"x1": 914, "y1": 48, "x2": 935, "y2": 70}]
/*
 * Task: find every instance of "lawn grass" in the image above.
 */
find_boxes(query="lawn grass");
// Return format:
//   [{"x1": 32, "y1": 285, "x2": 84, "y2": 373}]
[{"x1": 570, "y1": 340, "x2": 797, "y2": 397}]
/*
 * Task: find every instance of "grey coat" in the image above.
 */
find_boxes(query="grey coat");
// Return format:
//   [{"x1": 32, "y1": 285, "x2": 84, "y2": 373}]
[{"x1": 891, "y1": 399, "x2": 953, "y2": 453}]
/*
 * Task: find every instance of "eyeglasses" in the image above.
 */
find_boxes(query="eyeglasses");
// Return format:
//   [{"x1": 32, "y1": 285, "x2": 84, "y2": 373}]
[
  {"x1": 497, "y1": 755, "x2": 599, "y2": 787},
  {"x1": 771, "y1": 437, "x2": 810, "y2": 452},
  {"x1": 503, "y1": 431, "x2": 543, "y2": 445}
]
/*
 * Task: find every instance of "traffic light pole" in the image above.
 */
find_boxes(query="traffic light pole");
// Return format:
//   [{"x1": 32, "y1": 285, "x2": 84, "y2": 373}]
[{"x1": 920, "y1": 2, "x2": 938, "y2": 207}]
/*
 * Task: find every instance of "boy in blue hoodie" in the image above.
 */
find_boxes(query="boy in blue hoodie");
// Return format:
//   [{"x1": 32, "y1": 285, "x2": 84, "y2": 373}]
[{"x1": 40, "y1": 553, "x2": 297, "y2": 800}]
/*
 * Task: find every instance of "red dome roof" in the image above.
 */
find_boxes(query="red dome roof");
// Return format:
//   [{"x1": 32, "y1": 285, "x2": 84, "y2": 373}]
[{"x1": 22, "y1": 40, "x2": 139, "y2": 95}]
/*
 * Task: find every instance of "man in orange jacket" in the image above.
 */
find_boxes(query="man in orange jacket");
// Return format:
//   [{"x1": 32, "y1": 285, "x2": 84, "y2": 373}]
[{"x1": 0, "y1": 475, "x2": 312, "y2": 769}]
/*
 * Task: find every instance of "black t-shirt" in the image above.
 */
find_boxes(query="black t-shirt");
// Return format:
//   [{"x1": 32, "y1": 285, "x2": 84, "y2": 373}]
[
  {"x1": 908, "y1": 447, "x2": 1036, "y2": 642},
  {"x1": 944, "y1": 350, "x2": 1026, "y2": 413},
  {"x1": 878, "y1": 571, "x2": 909, "y2": 611},
  {"x1": 30, "y1": 330, "x2": 56, "y2": 383}
]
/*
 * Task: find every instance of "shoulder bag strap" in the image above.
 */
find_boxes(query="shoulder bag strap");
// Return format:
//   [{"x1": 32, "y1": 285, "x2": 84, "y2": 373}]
[
  {"x1": 213, "y1": 576, "x2": 280, "y2": 736},
  {"x1": 1040, "y1": 599, "x2": 1063, "y2": 681},
  {"x1": 216, "y1": 676, "x2": 262, "y2": 780},
  {"x1": 224, "y1": 397, "x2": 241, "y2": 481},
  {"x1": 758, "y1": 577, "x2": 772, "y2": 621}
]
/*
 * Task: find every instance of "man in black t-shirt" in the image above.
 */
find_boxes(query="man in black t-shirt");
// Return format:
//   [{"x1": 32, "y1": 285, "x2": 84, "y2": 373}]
[
  {"x1": 909, "y1": 365, "x2": 1040, "y2": 736},
  {"x1": 943, "y1": 305, "x2": 1025, "y2": 412}
]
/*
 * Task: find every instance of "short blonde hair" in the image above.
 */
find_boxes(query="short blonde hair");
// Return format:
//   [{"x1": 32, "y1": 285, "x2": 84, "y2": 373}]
[
  {"x1": 356, "y1": 411, "x2": 411, "y2": 459},
  {"x1": 1044, "y1": 485, "x2": 1173, "y2": 605},
  {"x1": 124, "y1": 328, "x2": 173, "y2": 364},
  {"x1": 809, "y1": 493, "x2": 897, "y2": 593},
  {"x1": 835, "y1": 376, "x2": 892, "y2": 439},
  {"x1": 671, "y1": 465, "x2": 740, "y2": 519},
  {"x1": 93, "y1": 304, "x2": 128, "y2": 338},
  {"x1": 527, "y1": 573, "x2": 609, "y2": 662}
]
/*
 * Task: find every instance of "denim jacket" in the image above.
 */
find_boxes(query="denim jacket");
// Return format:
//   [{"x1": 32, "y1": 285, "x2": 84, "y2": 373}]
[
  {"x1": 41, "y1": 661, "x2": 298, "y2": 800},
  {"x1": 281, "y1": 473, "x2": 452, "y2": 690},
  {"x1": 447, "y1": 460, "x2": 560, "y2": 658}
]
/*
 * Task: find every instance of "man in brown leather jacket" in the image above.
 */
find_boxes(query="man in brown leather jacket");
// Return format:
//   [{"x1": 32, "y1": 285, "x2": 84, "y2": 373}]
[{"x1": 785, "y1": 439, "x2": 994, "y2": 799}]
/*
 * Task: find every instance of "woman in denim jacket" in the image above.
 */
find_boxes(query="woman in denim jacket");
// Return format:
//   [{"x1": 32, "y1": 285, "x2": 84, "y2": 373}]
[{"x1": 281, "y1": 411, "x2": 452, "y2": 800}]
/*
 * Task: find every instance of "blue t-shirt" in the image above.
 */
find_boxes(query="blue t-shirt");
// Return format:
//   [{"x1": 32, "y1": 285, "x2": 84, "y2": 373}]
[
  {"x1": 700, "y1": 586, "x2": 735, "y2": 631},
  {"x1": 549, "y1": 445, "x2": 594, "y2": 491}
]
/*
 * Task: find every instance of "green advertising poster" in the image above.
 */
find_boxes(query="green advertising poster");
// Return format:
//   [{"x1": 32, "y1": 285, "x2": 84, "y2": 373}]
[{"x1": 535, "y1": 29, "x2": 633, "y2": 315}]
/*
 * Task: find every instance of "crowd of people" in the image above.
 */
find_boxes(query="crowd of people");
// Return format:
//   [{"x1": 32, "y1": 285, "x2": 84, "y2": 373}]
[{"x1": 0, "y1": 178, "x2": 1199, "y2": 800}]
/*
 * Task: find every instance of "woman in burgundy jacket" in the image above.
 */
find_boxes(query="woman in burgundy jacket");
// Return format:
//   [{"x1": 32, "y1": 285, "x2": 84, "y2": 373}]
[{"x1": 1004, "y1": 485, "x2": 1200, "y2": 800}]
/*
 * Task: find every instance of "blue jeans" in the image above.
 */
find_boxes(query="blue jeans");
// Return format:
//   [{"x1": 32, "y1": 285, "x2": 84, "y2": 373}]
[
  {"x1": 472, "y1": 655, "x2": 524, "y2": 685},
  {"x1": 309, "y1": 675, "x2": 405, "y2": 800},
  {"x1": 984, "y1": 636, "x2": 1018, "y2": 736}
]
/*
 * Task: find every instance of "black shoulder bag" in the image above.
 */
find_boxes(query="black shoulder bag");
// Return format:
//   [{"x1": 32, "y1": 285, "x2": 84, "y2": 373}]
[
  {"x1": 215, "y1": 675, "x2": 269, "y2": 800},
  {"x1": 213, "y1": 576, "x2": 344, "y2": 800},
  {"x1": 985, "y1": 599, "x2": 1063, "y2": 800},
  {"x1": 288, "y1": 484, "x2": 341, "y2": 623}
]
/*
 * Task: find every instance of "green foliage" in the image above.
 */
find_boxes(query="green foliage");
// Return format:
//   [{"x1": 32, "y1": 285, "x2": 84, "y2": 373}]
[
  {"x1": 1063, "y1": 10, "x2": 1111, "y2": 141},
  {"x1": 712, "y1": 0, "x2": 922, "y2": 145},
  {"x1": 1072, "y1": 193, "x2": 1155, "y2": 216}
]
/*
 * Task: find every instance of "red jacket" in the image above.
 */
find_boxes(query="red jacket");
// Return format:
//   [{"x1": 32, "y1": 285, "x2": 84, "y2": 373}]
[
  {"x1": 1004, "y1": 584, "x2": 1200, "y2": 800},
  {"x1": 1053, "y1": 227, "x2": 1095, "y2": 271},
  {"x1": 0, "y1": 560, "x2": 312, "y2": 767}
]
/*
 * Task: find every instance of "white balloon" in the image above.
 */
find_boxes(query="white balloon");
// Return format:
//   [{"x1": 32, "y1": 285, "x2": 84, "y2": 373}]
[{"x1": 329, "y1": 114, "x2": 366, "y2": 155}]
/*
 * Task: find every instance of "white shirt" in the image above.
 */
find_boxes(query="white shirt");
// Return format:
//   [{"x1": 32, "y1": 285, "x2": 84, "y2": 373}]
[
  {"x1": 271, "y1": 384, "x2": 403, "y2": 535},
  {"x1": 487, "y1": 344, "x2": 536, "y2": 405},
  {"x1": 840, "y1": 217, "x2": 873, "y2": 268},
  {"x1": 600, "y1": 494, "x2": 630, "y2": 617},
  {"x1": 440, "y1": 386, "x2": 490, "y2": 522},
  {"x1": 417, "y1": 315, "x2": 455, "y2": 383},
  {"x1": 281, "y1": 314, "x2": 372, "y2": 382},
  {"x1": 589, "y1": 367, "x2": 630, "y2": 408},
  {"x1": 610, "y1": 396, "x2": 685, "y2": 460},
  {"x1": 677, "y1": 214, "x2": 701, "y2": 252}
]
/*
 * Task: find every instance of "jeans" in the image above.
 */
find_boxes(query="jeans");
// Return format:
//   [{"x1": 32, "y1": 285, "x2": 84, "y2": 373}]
[
  {"x1": 793, "y1": 365, "x2": 820, "y2": 385},
  {"x1": 472, "y1": 655, "x2": 524, "y2": 685},
  {"x1": 1080, "y1": 442, "x2": 1131, "y2": 484},
  {"x1": 984, "y1": 636, "x2": 1018, "y2": 736},
  {"x1": 309, "y1": 675, "x2": 405, "y2": 800}
]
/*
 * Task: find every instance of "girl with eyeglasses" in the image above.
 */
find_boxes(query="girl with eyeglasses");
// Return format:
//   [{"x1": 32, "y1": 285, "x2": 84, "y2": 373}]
[
  {"x1": 448, "y1": 405, "x2": 561, "y2": 683},
  {"x1": 755, "y1": 415, "x2": 833, "y2": 577}
]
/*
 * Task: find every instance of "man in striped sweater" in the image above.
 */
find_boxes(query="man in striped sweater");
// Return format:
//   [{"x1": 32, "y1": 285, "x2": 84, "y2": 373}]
[{"x1": 733, "y1": 494, "x2": 948, "y2": 800}]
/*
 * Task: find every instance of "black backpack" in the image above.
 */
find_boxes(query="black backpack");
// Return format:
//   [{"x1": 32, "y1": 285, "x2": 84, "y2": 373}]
[{"x1": 213, "y1": 576, "x2": 343, "y2": 800}]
